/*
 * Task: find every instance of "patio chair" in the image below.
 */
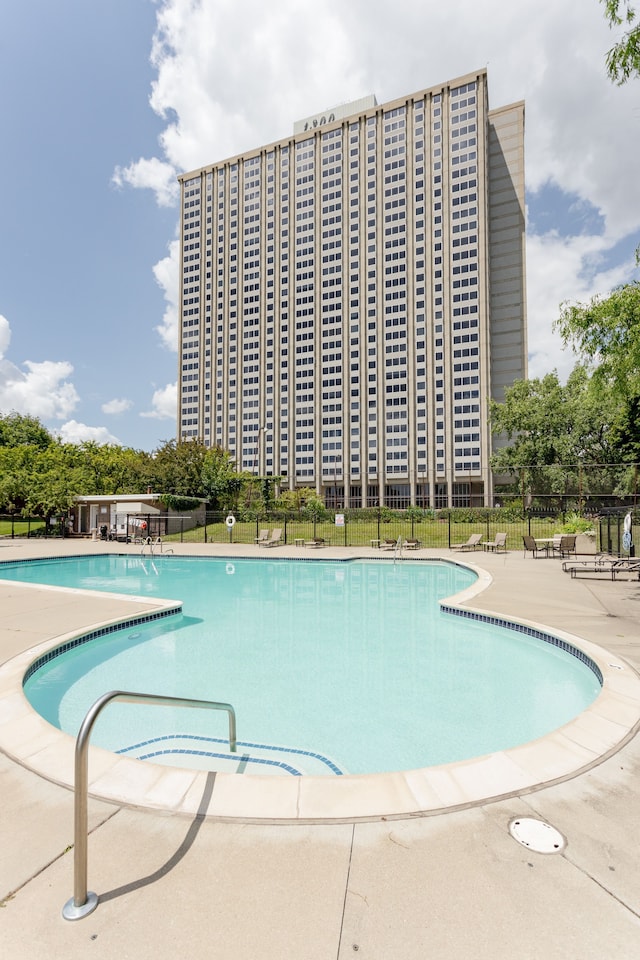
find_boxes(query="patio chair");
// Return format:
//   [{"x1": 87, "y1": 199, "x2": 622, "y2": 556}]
[
  {"x1": 558, "y1": 535, "x2": 576, "y2": 558},
  {"x1": 550, "y1": 534, "x2": 563, "y2": 555},
  {"x1": 254, "y1": 529, "x2": 269, "y2": 545},
  {"x1": 523, "y1": 535, "x2": 546, "y2": 558},
  {"x1": 404, "y1": 538, "x2": 421, "y2": 550},
  {"x1": 259, "y1": 528, "x2": 283, "y2": 547},
  {"x1": 482, "y1": 532, "x2": 507, "y2": 552},
  {"x1": 451, "y1": 533, "x2": 483, "y2": 551}
]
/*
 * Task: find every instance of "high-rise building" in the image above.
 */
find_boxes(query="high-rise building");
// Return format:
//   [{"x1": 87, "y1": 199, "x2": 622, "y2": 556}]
[{"x1": 177, "y1": 68, "x2": 526, "y2": 508}]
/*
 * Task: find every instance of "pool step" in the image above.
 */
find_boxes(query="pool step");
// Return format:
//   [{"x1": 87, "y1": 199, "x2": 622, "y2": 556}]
[{"x1": 117, "y1": 734, "x2": 344, "y2": 776}]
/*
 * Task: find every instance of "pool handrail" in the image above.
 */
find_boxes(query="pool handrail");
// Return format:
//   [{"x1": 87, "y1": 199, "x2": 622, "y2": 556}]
[
  {"x1": 141, "y1": 536, "x2": 173, "y2": 556},
  {"x1": 393, "y1": 535, "x2": 403, "y2": 563},
  {"x1": 62, "y1": 690, "x2": 237, "y2": 921}
]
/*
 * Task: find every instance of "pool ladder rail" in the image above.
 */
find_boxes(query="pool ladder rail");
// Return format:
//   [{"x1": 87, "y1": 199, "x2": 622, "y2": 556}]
[
  {"x1": 393, "y1": 535, "x2": 403, "y2": 564},
  {"x1": 62, "y1": 690, "x2": 237, "y2": 922},
  {"x1": 140, "y1": 536, "x2": 173, "y2": 557}
]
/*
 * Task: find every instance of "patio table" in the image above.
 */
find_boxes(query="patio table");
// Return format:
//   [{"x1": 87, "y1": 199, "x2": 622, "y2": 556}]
[{"x1": 534, "y1": 538, "x2": 555, "y2": 557}]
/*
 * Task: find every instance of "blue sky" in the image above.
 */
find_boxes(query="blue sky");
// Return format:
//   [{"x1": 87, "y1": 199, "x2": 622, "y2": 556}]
[{"x1": 1, "y1": 0, "x2": 639, "y2": 452}]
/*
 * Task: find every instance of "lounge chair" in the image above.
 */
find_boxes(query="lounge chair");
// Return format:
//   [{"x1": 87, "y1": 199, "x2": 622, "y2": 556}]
[
  {"x1": 304, "y1": 537, "x2": 325, "y2": 548},
  {"x1": 563, "y1": 556, "x2": 640, "y2": 580},
  {"x1": 404, "y1": 538, "x2": 421, "y2": 550},
  {"x1": 523, "y1": 535, "x2": 547, "y2": 558},
  {"x1": 380, "y1": 537, "x2": 399, "y2": 550},
  {"x1": 254, "y1": 529, "x2": 269, "y2": 545},
  {"x1": 482, "y1": 532, "x2": 507, "y2": 552},
  {"x1": 451, "y1": 533, "x2": 482, "y2": 551},
  {"x1": 562, "y1": 556, "x2": 612, "y2": 578},
  {"x1": 259, "y1": 528, "x2": 283, "y2": 547},
  {"x1": 599, "y1": 558, "x2": 640, "y2": 581}
]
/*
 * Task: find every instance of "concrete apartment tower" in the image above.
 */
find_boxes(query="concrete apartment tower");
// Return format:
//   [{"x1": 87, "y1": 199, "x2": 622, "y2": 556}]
[{"x1": 177, "y1": 68, "x2": 526, "y2": 508}]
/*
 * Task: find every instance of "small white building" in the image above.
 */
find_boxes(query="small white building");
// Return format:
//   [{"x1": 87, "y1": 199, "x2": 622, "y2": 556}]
[{"x1": 73, "y1": 494, "x2": 207, "y2": 540}]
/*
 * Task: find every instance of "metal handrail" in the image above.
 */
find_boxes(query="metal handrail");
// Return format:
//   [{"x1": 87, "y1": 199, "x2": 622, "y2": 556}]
[
  {"x1": 393, "y1": 535, "x2": 403, "y2": 563},
  {"x1": 155, "y1": 537, "x2": 173, "y2": 555},
  {"x1": 141, "y1": 537, "x2": 174, "y2": 556},
  {"x1": 62, "y1": 690, "x2": 237, "y2": 921}
]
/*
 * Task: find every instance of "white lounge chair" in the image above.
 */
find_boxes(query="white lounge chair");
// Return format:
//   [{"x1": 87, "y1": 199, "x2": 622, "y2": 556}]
[
  {"x1": 379, "y1": 538, "x2": 398, "y2": 550},
  {"x1": 482, "y1": 532, "x2": 507, "y2": 552},
  {"x1": 259, "y1": 528, "x2": 283, "y2": 547},
  {"x1": 451, "y1": 533, "x2": 482, "y2": 551}
]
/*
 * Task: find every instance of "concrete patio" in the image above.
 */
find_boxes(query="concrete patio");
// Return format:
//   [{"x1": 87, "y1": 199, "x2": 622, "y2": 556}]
[{"x1": 1, "y1": 537, "x2": 639, "y2": 958}]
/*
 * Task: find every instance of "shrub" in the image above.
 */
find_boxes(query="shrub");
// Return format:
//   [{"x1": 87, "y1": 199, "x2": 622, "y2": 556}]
[{"x1": 558, "y1": 512, "x2": 597, "y2": 534}]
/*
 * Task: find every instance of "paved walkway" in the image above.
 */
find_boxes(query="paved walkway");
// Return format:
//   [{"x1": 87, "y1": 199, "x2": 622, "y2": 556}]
[{"x1": 1, "y1": 538, "x2": 640, "y2": 958}]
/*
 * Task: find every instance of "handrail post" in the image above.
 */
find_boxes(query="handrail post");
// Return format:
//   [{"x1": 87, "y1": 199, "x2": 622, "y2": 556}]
[{"x1": 63, "y1": 690, "x2": 237, "y2": 921}]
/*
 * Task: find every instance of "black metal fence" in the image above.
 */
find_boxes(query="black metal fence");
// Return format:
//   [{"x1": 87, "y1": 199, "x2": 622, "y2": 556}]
[
  {"x1": 4, "y1": 507, "x2": 636, "y2": 557},
  {"x1": 598, "y1": 514, "x2": 636, "y2": 557},
  {"x1": 0, "y1": 515, "x2": 55, "y2": 538},
  {"x1": 155, "y1": 508, "x2": 639, "y2": 555}
]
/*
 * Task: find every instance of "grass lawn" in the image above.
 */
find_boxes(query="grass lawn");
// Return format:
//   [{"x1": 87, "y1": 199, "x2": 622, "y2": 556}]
[{"x1": 0, "y1": 519, "x2": 46, "y2": 538}]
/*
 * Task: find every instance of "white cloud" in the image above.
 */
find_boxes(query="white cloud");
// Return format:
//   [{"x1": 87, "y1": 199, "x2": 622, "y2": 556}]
[
  {"x1": 121, "y1": 0, "x2": 640, "y2": 381},
  {"x1": 148, "y1": 0, "x2": 364, "y2": 173},
  {"x1": 56, "y1": 420, "x2": 121, "y2": 445},
  {"x1": 101, "y1": 397, "x2": 133, "y2": 415},
  {"x1": 526, "y1": 233, "x2": 637, "y2": 382},
  {"x1": 0, "y1": 314, "x2": 80, "y2": 419},
  {"x1": 140, "y1": 381, "x2": 177, "y2": 420},
  {"x1": 112, "y1": 156, "x2": 178, "y2": 207},
  {"x1": 152, "y1": 239, "x2": 180, "y2": 351},
  {"x1": 140, "y1": 0, "x2": 640, "y2": 235}
]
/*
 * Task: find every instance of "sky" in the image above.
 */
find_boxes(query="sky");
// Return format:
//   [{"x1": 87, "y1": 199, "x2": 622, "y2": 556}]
[{"x1": 0, "y1": 0, "x2": 639, "y2": 452}]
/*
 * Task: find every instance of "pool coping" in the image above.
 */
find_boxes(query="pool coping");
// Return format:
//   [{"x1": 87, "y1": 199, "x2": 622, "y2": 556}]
[{"x1": 1, "y1": 556, "x2": 639, "y2": 823}]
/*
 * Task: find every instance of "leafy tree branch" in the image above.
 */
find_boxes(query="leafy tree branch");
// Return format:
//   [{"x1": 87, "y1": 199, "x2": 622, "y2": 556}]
[{"x1": 601, "y1": 0, "x2": 640, "y2": 83}]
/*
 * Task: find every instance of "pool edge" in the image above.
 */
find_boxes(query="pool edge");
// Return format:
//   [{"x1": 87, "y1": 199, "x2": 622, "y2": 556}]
[{"x1": 1, "y1": 553, "x2": 640, "y2": 823}]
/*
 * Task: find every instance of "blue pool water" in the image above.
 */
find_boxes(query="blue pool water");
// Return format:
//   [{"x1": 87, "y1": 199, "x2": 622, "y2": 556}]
[{"x1": 5, "y1": 555, "x2": 601, "y2": 776}]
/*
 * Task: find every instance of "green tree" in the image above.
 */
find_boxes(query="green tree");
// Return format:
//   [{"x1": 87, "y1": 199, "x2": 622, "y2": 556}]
[
  {"x1": 555, "y1": 281, "x2": 640, "y2": 400},
  {"x1": 0, "y1": 441, "x2": 93, "y2": 516},
  {"x1": 0, "y1": 412, "x2": 53, "y2": 449},
  {"x1": 274, "y1": 486, "x2": 317, "y2": 512},
  {"x1": 0, "y1": 445, "x2": 36, "y2": 512},
  {"x1": 73, "y1": 442, "x2": 151, "y2": 495},
  {"x1": 0, "y1": 437, "x2": 151, "y2": 516},
  {"x1": 149, "y1": 439, "x2": 209, "y2": 497},
  {"x1": 601, "y1": 0, "x2": 640, "y2": 83},
  {"x1": 200, "y1": 446, "x2": 245, "y2": 510},
  {"x1": 25, "y1": 448, "x2": 85, "y2": 516},
  {"x1": 490, "y1": 366, "x2": 625, "y2": 496},
  {"x1": 302, "y1": 493, "x2": 329, "y2": 522},
  {"x1": 608, "y1": 394, "x2": 640, "y2": 463}
]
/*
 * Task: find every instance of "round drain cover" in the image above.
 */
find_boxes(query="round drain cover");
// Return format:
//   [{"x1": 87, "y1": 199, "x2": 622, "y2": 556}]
[{"x1": 509, "y1": 817, "x2": 565, "y2": 854}]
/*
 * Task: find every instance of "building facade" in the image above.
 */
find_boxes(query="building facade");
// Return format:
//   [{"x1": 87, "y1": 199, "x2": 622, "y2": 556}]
[{"x1": 177, "y1": 69, "x2": 526, "y2": 508}]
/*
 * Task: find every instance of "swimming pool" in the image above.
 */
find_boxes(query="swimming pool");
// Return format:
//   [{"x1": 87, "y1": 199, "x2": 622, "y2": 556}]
[{"x1": 8, "y1": 554, "x2": 601, "y2": 777}]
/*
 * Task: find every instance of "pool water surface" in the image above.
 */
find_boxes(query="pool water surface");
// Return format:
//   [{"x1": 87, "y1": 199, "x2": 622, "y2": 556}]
[{"x1": 5, "y1": 555, "x2": 601, "y2": 776}]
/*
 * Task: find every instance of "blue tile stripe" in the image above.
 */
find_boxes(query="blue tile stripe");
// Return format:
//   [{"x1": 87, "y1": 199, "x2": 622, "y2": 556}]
[
  {"x1": 136, "y1": 748, "x2": 304, "y2": 776},
  {"x1": 441, "y1": 604, "x2": 603, "y2": 684},
  {"x1": 117, "y1": 733, "x2": 344, "y2": 776},
  {"x1": 0, "y1": 553, "x2": 107, "y2": 568},
  {"x1": 22, "y1": 606, "x2": 182, "y2": 686}
]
